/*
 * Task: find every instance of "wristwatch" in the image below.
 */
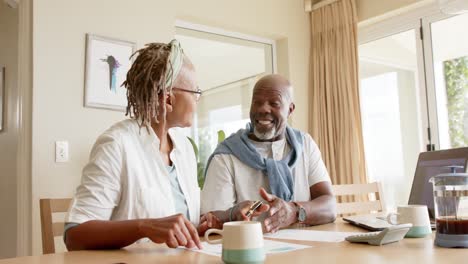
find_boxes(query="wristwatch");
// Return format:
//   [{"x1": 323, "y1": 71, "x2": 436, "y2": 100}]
[{"x1": 293, "y1": 202, "x2": 307, "y2": 223}]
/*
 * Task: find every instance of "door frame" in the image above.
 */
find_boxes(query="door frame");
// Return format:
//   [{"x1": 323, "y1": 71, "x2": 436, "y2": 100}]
[{"x1": 16, "y1": 0, "x2": 33, "y2": 257}]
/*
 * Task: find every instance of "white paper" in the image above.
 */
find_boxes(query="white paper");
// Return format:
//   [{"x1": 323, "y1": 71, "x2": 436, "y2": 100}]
[
  {"x1": 188, "y1": 240, "x2": 311, "y2": 257},
  {"x1": 263, "y1": 229, "x2": 361, "y2": 242}
]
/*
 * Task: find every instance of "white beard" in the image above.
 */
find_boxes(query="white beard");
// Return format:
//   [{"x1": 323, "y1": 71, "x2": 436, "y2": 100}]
[{"x1": 253, "y1": 126, "x2": 276, "y2": 140}]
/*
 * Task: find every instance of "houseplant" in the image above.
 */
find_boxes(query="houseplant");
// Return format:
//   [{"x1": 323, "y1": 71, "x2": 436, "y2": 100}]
[{"x1": 187, "y1": 130, "x2": 226, "y2": 188}]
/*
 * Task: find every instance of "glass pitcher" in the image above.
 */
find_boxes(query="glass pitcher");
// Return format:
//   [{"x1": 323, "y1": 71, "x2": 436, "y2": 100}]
[{"x1": 429, "y1": 173, "x2": 468, "y2": 247}]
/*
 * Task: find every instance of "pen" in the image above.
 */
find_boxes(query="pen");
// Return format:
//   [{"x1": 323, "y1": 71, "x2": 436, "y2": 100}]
[{"x1": 245, "y1": 200, "x2": 263, "y2": 218}]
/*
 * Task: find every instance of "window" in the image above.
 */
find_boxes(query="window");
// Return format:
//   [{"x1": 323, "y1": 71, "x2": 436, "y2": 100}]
[
  {"x1": 359, "y1": 29, "x2": 423, "y2": 210},
  {"x1": 425, "y1": 12, "x2": 468, "y2": 149},
  {"x1": 175, "y1": 22, "x2": 275, "y2": 185},
  {"x1": 358, "y1": 5, "x2": 468, "y2": 210}
]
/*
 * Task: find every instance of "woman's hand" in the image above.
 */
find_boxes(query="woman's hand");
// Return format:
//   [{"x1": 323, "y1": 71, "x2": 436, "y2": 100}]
[{"x1": 138, "y1": 214, "x2": 202, "y2": 249}]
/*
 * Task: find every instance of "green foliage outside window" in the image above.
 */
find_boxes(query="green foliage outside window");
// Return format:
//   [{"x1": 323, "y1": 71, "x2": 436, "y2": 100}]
[
  {"x1": 443, "y1": 56, "x2": 468, "y2": 148},
  {"x1": 187, "y1": 130, "x2": 226, "y2": 189}
]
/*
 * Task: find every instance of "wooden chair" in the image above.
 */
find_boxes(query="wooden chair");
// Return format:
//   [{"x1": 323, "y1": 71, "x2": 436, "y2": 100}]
[
  {"x1": 332, "y1": 182, "x2": 386, "y2": 215},
  {"x1": 39, "y1": 198, "x2": 72, "y2": 254}
]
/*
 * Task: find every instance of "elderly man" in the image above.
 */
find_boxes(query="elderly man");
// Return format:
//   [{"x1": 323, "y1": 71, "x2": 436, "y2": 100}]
[{"x1": 200, "y1": 74, "x2": 336, "y2": 233}]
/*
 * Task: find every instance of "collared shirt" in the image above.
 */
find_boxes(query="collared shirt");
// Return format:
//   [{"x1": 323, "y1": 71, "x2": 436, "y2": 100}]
[
  {"x1": 66, "y1": 119, "x2": 200, "y2": 226},
  {"x1": 201, "y1": 132, "x2": 330, "y2": 213}
]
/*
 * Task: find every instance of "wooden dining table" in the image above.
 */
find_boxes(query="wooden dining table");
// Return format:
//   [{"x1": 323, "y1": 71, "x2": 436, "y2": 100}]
[{"x1": 0, "y1": 219, "x2": 465, "y2": 264}]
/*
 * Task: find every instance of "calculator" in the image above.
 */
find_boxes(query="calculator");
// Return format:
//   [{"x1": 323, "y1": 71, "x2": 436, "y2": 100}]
[{"x1": 345, "y1": 223, "x2": 413, "y2": 246}]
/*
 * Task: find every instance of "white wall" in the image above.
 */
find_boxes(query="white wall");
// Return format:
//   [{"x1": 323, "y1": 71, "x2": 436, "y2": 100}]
[
  {"x1": 31, "y1": 0, "x2": 310, "y2": 255},
  {"x1": 0, "y1": 2, "x2": 18, "y2": 259}
]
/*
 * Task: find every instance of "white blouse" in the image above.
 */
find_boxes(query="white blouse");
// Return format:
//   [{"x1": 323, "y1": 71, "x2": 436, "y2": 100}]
[{"x1": 66, "y1": 119, "x2": 200, "y2": 225}]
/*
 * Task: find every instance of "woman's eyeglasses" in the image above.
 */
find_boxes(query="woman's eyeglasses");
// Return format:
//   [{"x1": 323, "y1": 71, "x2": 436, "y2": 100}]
[{"x1": 173, "y1": 87, "x2": 202, "y2": 101}]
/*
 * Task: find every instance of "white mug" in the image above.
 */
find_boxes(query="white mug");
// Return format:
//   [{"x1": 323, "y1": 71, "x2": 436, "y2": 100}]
[
  {"x1": 205, "y1": 221, "x2": 265, "y2": 263},
  {"x1": 387, "y1": 205, "x2": 432, "y2": 238}
]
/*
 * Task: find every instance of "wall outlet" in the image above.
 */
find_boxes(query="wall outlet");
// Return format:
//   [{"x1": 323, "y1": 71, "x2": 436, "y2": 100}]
[{"x1": 55, "y1": 141, "x2": 69, "y2": 163}]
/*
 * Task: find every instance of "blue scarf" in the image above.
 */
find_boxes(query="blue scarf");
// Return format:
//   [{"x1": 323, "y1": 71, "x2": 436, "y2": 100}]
[{"x1": 205, "y1": 123, "x2": 304, "y2": 201}]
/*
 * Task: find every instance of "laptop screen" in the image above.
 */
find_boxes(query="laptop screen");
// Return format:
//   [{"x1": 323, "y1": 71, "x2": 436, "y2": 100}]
[{"x1": 408, "y1": 147, "x2": 468, "y2": 219}]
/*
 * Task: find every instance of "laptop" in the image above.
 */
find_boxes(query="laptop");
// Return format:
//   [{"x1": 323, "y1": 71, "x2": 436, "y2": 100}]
[{"x1": 344, "y1": 147, "x2": 468, "y2": 231}]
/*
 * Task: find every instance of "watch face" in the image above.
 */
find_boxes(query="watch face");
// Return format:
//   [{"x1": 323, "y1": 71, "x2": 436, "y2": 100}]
[{"x1": 298, "y1": 207, "x2": 307, "y2": 222}]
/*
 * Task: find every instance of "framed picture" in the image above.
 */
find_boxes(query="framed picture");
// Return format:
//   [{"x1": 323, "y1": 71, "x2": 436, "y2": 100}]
[
  {"x1": 84, "y1": 34, "x2": 136, "y2": 111},
  {"x1": 0, "y1": 67, "x2": 4, "y2": 131}
]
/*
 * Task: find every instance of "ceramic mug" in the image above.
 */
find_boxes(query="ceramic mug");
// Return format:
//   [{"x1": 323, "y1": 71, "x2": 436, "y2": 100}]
[
  {"x1": 205, "y1": 221, "x2": 265, "y2": 264},
  {"x1": 387, "y1": 205, "x2": 432, "y2": 238}
]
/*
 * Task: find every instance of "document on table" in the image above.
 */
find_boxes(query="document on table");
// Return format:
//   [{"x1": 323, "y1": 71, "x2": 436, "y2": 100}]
[
  {"x1": 263, "y1": 229, "x2": 361, "y2": 242},
  {"x1": 189, "y1": 240, "x2": 311, "y2": 257}
]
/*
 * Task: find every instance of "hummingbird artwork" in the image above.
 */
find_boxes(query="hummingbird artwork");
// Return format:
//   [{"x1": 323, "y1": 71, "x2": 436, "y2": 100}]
[{"x1": 101, "y1": 55, "x2": 121, "y2": 93}]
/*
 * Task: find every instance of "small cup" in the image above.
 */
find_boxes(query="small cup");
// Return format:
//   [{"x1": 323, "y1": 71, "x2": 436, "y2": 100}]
[
  {"x1": 205, "y1": 221, "x2": 265, "y2": 264},
  {"x1": 387, "y1": 205, "x2": 432, "y2": 238}
]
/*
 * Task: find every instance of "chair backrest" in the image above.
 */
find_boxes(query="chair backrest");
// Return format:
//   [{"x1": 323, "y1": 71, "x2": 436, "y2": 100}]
[
  {"x1": 332, "y1": 182, "x2": 386, "y2": 215},
  {"x1": 39, "y1": 198, "x2": 72, "y2": 254}
]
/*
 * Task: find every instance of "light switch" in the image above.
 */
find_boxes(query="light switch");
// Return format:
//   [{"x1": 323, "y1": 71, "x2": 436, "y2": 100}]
[{"x1": 55, "y1": 141, "x2": 69, "y2": 163}]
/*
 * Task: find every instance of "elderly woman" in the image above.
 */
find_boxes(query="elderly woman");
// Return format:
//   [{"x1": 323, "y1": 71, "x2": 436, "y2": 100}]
[{"x1": 65, "y1": 40, "x2": 203, "y2": 250}]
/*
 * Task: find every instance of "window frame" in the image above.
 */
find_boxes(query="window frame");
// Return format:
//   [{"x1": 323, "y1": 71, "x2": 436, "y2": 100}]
[{"x1": 420, "y1": 12, "x2": 460, "y2": 150}]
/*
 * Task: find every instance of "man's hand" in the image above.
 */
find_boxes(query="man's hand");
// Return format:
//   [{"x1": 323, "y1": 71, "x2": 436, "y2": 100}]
[
  {"x1": 260, "y1": 188, "x2": 297, "y2": 233},
  {"x1": 197, "y1": 211, "x2": 224, "y2": 235},
  {"x1": 138, "y1": 214, "x2": 202, "y2": 249},
  {"x1": 197, "y1": 201, "x2": 270, "y2": 236},
  {"x1": 232, "y1": 200, "x2": 270, "y2": 221}
]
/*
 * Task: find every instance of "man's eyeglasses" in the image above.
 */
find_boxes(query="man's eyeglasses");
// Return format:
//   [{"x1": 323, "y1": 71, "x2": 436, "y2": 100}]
[{"x1": 173, "y1": 87, "x2": 202, "y2": 101}]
